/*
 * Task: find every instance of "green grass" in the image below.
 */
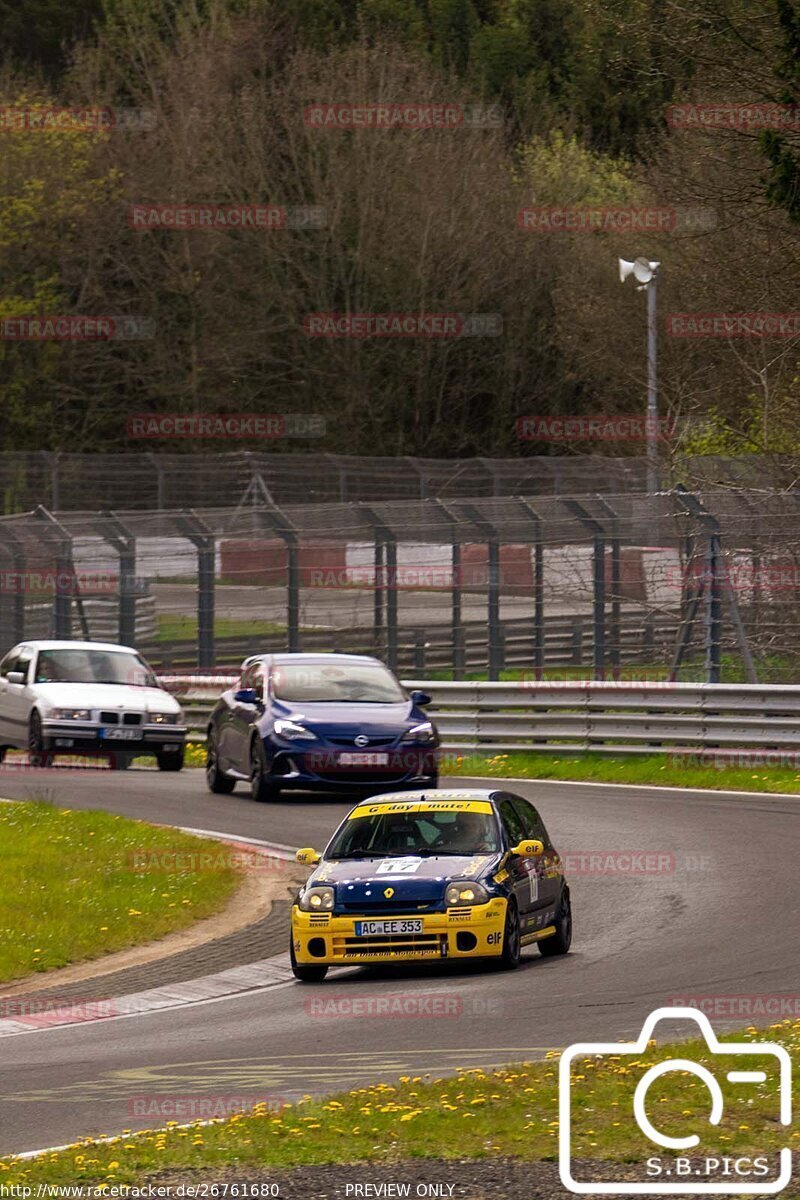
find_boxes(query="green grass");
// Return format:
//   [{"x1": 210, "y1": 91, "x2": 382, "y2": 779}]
[
  {"x1": 0, "y1": 800, "x2": 240, "y2": 983},
  {"x1": 419, "y1": 654, "x2": 800, "y2": 683},
  {"x1": 182, "y1": 742, "x2": 800, "y2": 794},
  {"x1": 156, "y1": 614, "x2": 287, "y2": 643},
  {"x1": 2, "y1": 1021, "x2": 797, "y2": 1184},
  {"x1": 446, "y1": 751, "x2": 800, "y2": 793}
]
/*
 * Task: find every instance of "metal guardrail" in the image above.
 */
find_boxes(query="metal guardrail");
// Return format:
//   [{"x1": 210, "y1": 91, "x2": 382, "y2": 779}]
[{"x1": 164, "y1": 676, "x2": 800, "y2": 754}]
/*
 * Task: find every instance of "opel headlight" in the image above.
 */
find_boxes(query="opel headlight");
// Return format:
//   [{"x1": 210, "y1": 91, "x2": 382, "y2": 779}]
[
  {"x1": 274, "y1": 719, "x2": 317, "y2": 741},
  {"x1": 51, "y1": 708, "x2": 91, "y2": 721},
  {"x1": 401, "y1": 722, "x2": 437, "y2": 745},
  {"x1": 445, "y1": 881, "x2": 489, "y2": 907},
  {"x1": 298, "y1": 885, "x2": 335, "y2": 912}
]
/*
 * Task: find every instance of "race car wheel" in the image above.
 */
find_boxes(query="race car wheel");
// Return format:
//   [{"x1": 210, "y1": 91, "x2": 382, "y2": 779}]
[
  {"x1": 290, "y1": 939, "x2": 328, "y2": 983},
  {"x1": 250, "y1": 738, "x2": 280, "y2": 803},
  {"x1": 28, "y1": 712, "x2": 51, "y2": 768},
  {"x1": 156, "y1": 748, "x2": 185, "y2": 772},
  {"x1": 539, "y1": 887, "x2": 572, "y2": 957},
  {"x1": 206, "y1": 733, "x2": 236, "y2": 794},
  {"x1": 498, "y1": 899, "x2": 521, "y2": 970},
  {"x1": 110, "y1": 753, "x2": 132, "y2": 770}
]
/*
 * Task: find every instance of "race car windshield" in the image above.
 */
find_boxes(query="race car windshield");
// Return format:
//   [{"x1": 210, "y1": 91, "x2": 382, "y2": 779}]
[
  {"x1": 34, "y1": 649, "x2": 158, "y2": 687},
  {"x1": 271, "y1": 662, "x2": 405, "y2": 703},
  {"x1": 327, "y1": 809, "x2": 500, "y2": 858}
]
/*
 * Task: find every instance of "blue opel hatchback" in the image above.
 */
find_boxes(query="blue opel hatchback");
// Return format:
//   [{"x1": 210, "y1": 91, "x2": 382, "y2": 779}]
[{"x1": 205, "y1": 653, "x2": 439, "y2": 801}]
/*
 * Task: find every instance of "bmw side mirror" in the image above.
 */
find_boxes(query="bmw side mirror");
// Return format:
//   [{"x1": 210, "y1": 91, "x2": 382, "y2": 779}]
[
  {"x1": 234, "y1": 688, "x2": 259, "y2": 704},
  {"x1": 410, "y1": 690, "x2": 431, "y2": 706},
  {"x1": 6, "y1": 671, "x2": 26, "y2": 685}
]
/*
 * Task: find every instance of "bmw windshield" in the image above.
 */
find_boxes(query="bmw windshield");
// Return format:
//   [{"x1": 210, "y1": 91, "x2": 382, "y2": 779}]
[
  {"x1": 34, "y1": 649, "x2": 157, "y2": 687},
  {"x1": 327, "y1": 809, "x2": 500, "y2": 859}
]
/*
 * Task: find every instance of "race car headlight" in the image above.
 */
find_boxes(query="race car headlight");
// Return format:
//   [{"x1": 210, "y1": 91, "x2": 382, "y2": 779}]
[
  {"x1": 148, "y1": 712, "x2": 178, "y2": 724},
  {"x1": 298, "y1": 885, "x2": 335, "y2": 912},
  {"x1": 400, "y1": 721, "x2": 437, "y2": 745},
  {"x1": 274, "y1": 719, "x2": 317, "y2": 742},
  {"x1": 445, "y1": 881, "x2": 489, "y2": 907},
  {"x1": 50, "y1": 708, "x2": 91, "y2": 721}
]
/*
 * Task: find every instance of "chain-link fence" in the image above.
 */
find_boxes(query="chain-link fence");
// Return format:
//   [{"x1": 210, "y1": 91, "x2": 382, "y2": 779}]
[{"x1": 2, "y1": 489, "x2": 800, "y2": 682}]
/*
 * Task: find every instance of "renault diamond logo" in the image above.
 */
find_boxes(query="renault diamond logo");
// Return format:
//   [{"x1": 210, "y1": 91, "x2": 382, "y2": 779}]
[
  {"x1": 384, "y1": 887, "x2": 394, "y2": 898},
  {"x1": 354, "y1": 735, "x2": 369, "y2": 747}
]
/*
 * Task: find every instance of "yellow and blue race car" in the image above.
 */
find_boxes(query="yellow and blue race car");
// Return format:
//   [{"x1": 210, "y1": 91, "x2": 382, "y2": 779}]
[{"x1": 290, "y1": 788, "x2": 571, "y2": 981}]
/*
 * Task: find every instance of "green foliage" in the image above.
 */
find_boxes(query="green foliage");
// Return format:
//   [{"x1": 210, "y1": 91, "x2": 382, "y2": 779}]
[{"x1": 0, "y1": 0, "x2": 104, "y2": 73}]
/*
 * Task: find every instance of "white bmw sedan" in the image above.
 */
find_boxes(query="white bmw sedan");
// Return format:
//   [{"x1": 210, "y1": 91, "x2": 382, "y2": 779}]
[{"x1": 0, "y1": 640, "x2": 186, "y2": 770}]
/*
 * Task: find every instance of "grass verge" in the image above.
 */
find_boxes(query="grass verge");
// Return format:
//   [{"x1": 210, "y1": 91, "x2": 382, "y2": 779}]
[
  {"x1": 182, "y1": 742, "x2": 800, "y2": 793},
  {"x1": 0, "y1": 800, "x2": 240, "y2": 983},
  {"x1": 2, "y1": 1021, "x2": 796, "y2": 1184},
  {"x1": 156, "y1": 615, "x2": 287, "y2": 642}
]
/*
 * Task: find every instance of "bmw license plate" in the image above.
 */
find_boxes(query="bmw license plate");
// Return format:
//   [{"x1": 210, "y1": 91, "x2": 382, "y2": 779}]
[
  {"x1": 338, "y1": 752, "x2": 389, "y2": 766},
  {"x1": 100, "y1": 727, "x2": 143, "y2": 741},
  {"x1": 355, "y1": 919, "x2": 423, "y2": 936}
]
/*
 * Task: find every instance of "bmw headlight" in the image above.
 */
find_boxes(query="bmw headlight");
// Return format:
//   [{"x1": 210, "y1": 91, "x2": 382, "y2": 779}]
[
  {"x1": 445, "y1": 881, "x2": 489, "y2": 907},
  {"x1": 400, "y1": 721, "x2": 437, "y2": 745},
  {"x1": 298, "y1": 885, "x2": 335, "y2": 912},
  {"x1": 274, "y1": 719, "x2": 317, "y2": 741},
  {"x1": 51, "y1": 708, "x2": 91, "y2": 721},
  {"x1": 148, "y1": 712, "x2": 178, "y2": 725}
]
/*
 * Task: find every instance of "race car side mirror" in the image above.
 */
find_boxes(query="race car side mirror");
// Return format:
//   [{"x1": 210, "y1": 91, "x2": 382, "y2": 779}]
[
  {"x1": 296, "y1": 847, "x2": 321, "y2": 866},
  {"x1": 511, "y1": 839, "x2": 544, "y2": 858},
  {"x1": 410, "y1": 690, "x2": 431, "y2": 706},
  {"x1": 6, "y1": 671, "x2": 26, "y2": 684},
  {"x1": 234, "y1": 688, "x2": 259, "y2": 704}
]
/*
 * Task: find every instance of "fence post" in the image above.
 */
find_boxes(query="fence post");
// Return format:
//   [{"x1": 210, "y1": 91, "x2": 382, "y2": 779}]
[
  {"x1": 517, "y1": 500, "x2": 544, "y2": 680},
  {"x1": 461, "y1": 505, "x2": 501, "y2": 680},
  {"x1": 96, "y1": 512, "x2": 138, "y2": 647},
  {"x1": 177, "y1": 512, "x2": 216, "y2": 670},
  {"x1": 35, "y1": 506, "x2": 72, "y2": 639},
  {"x1": 362, "y1": 507, "x2": 398, "y2": 673},
  {"x1": 594, "y1": 497, "x2": 621, "y2": 680},
  {"x1": 563, "y1": 499, "x2": 606, "y2": 680}
]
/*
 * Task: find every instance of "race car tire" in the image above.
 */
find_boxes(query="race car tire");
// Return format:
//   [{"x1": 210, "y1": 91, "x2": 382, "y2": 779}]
[
  {"x1": 498, "y1": 898, "x2": 521, "y2": 970},
  {"x1": 110, "y1": 753, "x2": 132, "y2": 770},
  {"x1": 250, "y1": 738, "x2": 280, "y2": 803},
  {"x1": 156, "y1": 748, "x2": 185, "y2": 772},
  {"x1": 539, "y1": 887, "x2": 572, "y2": 957},
  {"x1": 28, "y1": 712, "x2": 52, "y2": 768},
  {"x1": 206, "y1": 733, "x2": 236, "y2": 794},
  {"x1": 290, "y1": 939, "x2": 328, "y2": 983}
]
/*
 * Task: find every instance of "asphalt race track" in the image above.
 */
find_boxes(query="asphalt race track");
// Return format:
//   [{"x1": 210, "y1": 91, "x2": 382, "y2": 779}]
[{"x1": 1, "y1": 768, "x2": 799, "y2": 1156}]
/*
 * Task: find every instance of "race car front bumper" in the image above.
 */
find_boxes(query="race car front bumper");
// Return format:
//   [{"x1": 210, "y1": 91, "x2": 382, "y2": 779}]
[{"x1": 292, "y1": 897, "x2": 508, "y2": 965}]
